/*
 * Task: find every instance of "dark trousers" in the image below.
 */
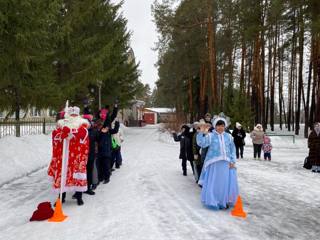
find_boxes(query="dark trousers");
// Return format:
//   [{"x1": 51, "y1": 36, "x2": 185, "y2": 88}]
[
  {"x1": 98, "y1": 156, "x2": 111, "y2": 181},
  {"x1": 59, "y1": 192, "x2": 82, "y2": 201},
  {"x1": 74, "y1": 191, "x2": 83, "y2": 200},
  {"x1": 111, "y1": 148, "x2": 123, "y2": 168},
  {"x1": 235, "y1": 145, "x2": 244, "y2": 159},
  {"x1": 182, "y1": 158, "x2": 194, "y2": 175},
  {"x1": 86, "y1": 157, "x2": 95, "y2": 188},
  {"x1": 195, "y1": 163, "x2": 203, "y2": 181},
  {"x1": 264, "y1": 152, "x2": 271, "y2": 160},
  {"x1": 253, "y1": 144, "x2": 263, "y2": 158}
]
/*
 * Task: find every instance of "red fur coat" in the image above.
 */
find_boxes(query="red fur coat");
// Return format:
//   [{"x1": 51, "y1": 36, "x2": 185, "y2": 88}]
[{"x1": 48, "y1": 117, "x2": 89, "y2": 193}]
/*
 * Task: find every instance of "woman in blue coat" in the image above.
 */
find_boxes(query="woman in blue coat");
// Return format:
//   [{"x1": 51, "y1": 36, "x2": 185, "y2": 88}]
[{"x1": 196, "y1": 118, "x2": 239, "y2": 210}]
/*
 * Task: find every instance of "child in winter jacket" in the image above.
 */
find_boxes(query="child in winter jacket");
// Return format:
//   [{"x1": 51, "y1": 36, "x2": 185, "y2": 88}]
[{"x1": 262, "y1": 136, "x2": 272, "y2": 161}]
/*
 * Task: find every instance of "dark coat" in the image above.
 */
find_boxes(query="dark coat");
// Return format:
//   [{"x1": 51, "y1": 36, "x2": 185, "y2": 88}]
[
  {"x1": 88, "y1": 125, "x2": 99, "y2": 161},
  {"x1": 173, "y1": 127, "x2": 193, "y2": 161},
  {"x1": 308, "y1": 130, "x2": 320, "y2": 166},
  {"x1": 232, "y1": 127, "x2": 246, "y2": 147},
  {"x1": 98, "y1": 121, "x2": 120, "y2": 158}
]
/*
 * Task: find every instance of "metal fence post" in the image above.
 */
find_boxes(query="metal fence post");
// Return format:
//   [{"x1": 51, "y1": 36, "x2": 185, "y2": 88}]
[
  {"x1": 42, "y1": 118, "x2": 46, "y2": 134},
  {"x1": 15, "y1": 120, "x2": 21, "y2": 137}
]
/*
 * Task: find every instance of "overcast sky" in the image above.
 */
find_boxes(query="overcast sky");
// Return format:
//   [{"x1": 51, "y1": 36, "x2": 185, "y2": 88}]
[{"x1": 115, "y1": 0, "x2": 158, "y2": 89}]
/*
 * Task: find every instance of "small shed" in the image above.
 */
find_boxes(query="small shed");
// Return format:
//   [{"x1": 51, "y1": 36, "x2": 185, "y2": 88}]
[{"x1": 143, "y1": 108, "x2": 176, "y2": 124}]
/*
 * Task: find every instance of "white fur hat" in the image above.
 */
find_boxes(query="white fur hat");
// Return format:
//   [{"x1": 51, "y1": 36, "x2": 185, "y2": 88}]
[
  {"x1": 67, "y1": 106, "x2": 80, "y2": 116},
  {"x1": 212, "y1": 117, "x2": 227, "y2": 128}
]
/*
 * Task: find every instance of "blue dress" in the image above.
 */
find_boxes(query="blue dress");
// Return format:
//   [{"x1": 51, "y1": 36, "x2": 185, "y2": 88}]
[{"x1": 197, "y1": 130, "x2": 239, "y2": 209}]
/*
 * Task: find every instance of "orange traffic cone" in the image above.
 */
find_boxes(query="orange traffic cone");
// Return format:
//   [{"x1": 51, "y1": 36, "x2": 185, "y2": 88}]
[
  {"x1": 231, "y1": 196, "x2": 247, "y2": 218},
  {"x1": 48, "y1": 198, "x2": 67, "y2": 222}
]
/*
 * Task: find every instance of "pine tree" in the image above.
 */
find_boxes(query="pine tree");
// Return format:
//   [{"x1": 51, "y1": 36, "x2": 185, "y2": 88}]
[{"x1": 0, "y1": 0, "x2": 61, "y2": 119}]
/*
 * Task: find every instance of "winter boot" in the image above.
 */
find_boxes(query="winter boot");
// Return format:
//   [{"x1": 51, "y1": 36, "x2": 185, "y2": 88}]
[
  {"x1": 84, "y1": 188, "x2": 95, "y2": 195},
  {"x1": 73, "y1": 192, "x2": 84, "y2": 206}
]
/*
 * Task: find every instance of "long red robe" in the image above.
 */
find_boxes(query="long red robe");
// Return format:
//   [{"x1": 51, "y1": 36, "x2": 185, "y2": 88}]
[{"x1": 48, "y1": 122, "x2": 89, "y2": 193}]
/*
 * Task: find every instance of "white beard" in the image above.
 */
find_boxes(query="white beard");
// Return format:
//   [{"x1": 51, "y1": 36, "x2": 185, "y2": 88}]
[{"x1": 58, "y1": 116, "x2": 89, "y2": 129}]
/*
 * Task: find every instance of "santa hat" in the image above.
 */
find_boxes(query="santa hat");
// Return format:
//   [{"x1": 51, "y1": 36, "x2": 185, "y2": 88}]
[
  {"x1": 67, "y1": 106, "x2": 80, "y2": 116},
  {"x1": 30, "y1": 202, "x2": 54, "y2": 221}
]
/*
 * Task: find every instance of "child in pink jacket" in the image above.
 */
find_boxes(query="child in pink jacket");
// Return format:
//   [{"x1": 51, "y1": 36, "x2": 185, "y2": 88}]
[{"x1": 262, "y1": 136, "x2": 272, "y2": 161}]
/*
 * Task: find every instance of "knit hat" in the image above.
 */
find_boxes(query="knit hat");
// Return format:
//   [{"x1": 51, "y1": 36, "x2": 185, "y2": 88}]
[
  {"x1": 205, "y1": 113, "x2": 212, "y2": 119},
  {"x1": 264, "y1": 135, "x2": 271, "y2": 144},
  {"x1": 83, "y1": 114, "x2": 93, "y2": 121}
]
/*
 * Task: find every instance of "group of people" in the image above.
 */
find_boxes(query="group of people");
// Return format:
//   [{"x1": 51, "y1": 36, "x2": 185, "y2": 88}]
[
  {"x1": 48, "y1": 102, "x2": 124, "y2": 206},
  {"x1": 172, "y1": 113, "x2": 239, "y2": 210},
  {"x1": 172, "y1": 112, "x2": 276, "y2": 210}
]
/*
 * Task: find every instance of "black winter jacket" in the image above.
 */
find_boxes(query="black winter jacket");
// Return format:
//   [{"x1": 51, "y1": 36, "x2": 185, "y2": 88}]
[
  {"x1": 173, "y1": 131, "x2": 193, "y2": 161},
  {"x1": 232, "y1": 127, "x2": 246, "y2": 147},
  {"x1": 98, "y1": 121, "x2": 120, "y2": 158}
]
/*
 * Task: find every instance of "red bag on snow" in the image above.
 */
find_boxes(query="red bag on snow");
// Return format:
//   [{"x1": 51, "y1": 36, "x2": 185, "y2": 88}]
[{"x1": 30, "y1": 202, "x2": 54, "y2": 221}]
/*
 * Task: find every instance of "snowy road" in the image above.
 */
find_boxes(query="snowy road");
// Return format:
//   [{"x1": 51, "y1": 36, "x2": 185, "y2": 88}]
[{"x1": 0, "y1": 126, "x2": 320, "y2": 240}]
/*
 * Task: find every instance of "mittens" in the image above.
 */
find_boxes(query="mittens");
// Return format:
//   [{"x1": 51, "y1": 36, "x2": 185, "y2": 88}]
[{"x1": 61, "y1": 126, "x2": 71, "y2": 139}]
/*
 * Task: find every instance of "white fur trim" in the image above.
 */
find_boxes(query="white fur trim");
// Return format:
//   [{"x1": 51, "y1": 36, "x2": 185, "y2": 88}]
[
  {"x1": 73, "y1": 172, "x2": 87, "y2": 180},
  {"x1": 51, "y1": 186, "x2": 88, "y2": 194},
  {"x1": 204, "y1": 157, "x2": 231, "y2": 170},
  {"x1": 80, "y1": 128, "x2": 89, "y2": 144}
]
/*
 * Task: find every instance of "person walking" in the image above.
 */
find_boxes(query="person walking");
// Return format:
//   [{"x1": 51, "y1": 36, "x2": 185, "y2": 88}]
[
  {"x1": 250, "y1": 124, "x2": 265, "y2": 160},
  {"x1": 262, "y1": 135, "x2": 272, "y2": 161},
  {"x1": 172, "y1": 125, "x2": 194, "y2": 176},
  {"x1": 308, "y1": 122, "x2": 320, "y2": 172},
  {"x1": 232, "y1": 122, "x2": 246, "y2": 160},
  {"x1": 196, "y1": 117, "x2": 239, "y2": 210}
]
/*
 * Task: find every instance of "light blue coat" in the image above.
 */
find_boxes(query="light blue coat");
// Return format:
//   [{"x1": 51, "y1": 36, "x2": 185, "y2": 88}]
[{"x1": 196, "y1": 131, "x2": 236, "y2": 170}]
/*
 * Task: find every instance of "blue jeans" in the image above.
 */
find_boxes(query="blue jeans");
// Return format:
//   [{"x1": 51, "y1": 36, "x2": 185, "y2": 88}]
[{"x1": 112, "y1": 147, "x2": 123, "y2": 168}]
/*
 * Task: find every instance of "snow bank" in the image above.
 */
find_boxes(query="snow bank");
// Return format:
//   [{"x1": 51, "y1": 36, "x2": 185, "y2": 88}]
[{"x1": 0, "y1": 134, "x2": 51, "y2": 186}]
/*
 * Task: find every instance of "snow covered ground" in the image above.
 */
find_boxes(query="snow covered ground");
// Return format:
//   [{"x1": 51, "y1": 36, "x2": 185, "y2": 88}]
[{"x1": 0, "y1": 125, "x2": 319, "y2": 240}]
